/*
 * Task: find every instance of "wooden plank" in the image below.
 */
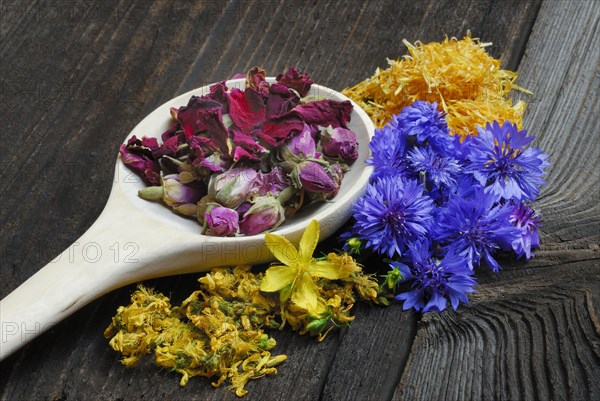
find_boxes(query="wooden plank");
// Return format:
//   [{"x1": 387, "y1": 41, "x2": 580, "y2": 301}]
[
  {"x1": 392, "y1": 0, "x2": 600, "y2": 399},
  {"x1": 319, "y1": 304, "x2": 417, "y2": 401},
  {"x1": 513, "y1": 0, "x2": 600, "y2": 248},
  {"x1": 394, "y1": 257, "x2": 600, "y2": 401},
  {"x1": 0, "y1": 0, "x2": 545, "y2": 400}
]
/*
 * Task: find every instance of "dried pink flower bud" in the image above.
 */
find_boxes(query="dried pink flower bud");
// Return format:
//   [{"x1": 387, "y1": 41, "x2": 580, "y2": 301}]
[
  {"x1": 321, "y1": 126, "x2": 359, "y2": 161},
  {"x1": 138, "y1": 174, "x2": 202, "y2": 207},
  {"x1": 239, "y1": 197, "x2": 285, "y2": 235},
  {"x1": 209, "y1": 168, "x2": 258, "y2": 208},
  {"x1": 281, "y1": 124, "x2": 316, "y2": 160},
  {"x1": 205, "y1": 206, "x2": 239, "y2": 236},
  {"x1": 291, "y1": 161, "x2": 337, "y2": 194},
  {"x1": 325, "y1": 163, "x2": 347, "y2": 198}
]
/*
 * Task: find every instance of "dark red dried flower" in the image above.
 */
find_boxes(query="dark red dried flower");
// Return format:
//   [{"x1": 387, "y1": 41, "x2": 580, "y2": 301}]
[{"x1": 276, "y1": 66, "x2": 313, "y2": 97}]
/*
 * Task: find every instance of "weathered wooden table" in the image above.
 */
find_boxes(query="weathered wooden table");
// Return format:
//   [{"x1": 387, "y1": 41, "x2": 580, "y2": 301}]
[{"x1": 1, "y1": 1, "x2": 598, "y2": 400}]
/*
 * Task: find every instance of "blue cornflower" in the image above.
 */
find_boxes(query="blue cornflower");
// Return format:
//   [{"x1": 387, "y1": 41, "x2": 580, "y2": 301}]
[
  {"x1": 468, "y1": 121, "x2": 550, "y2": 202},
  {"x1": 451, "y1": 174, "x2": 483, "y2": 199},
  {"x1": 407, "y1": 146, "x2": 460, "y2": 190},
  {"x1": 432, "y1": 190, "x2": 520, "y2": 272},
  {"x1": 509, "y1": 202, "x2": 541, "y2": 260},
  {"x1": 450, "y1": 133, "x2": 474, "y2": 164},
  {"x1": 392, "y1": 101, "x2": 453, "y2": 155},
  {"x1": 366, "y1": 124, "x2": 408, "y2": 179},
  {"x1": 352, "y1": 176, "x2": 434, "y2": 258},
  {"x1": 393, "y1": 241, "x2": 476, "y2": 312}
]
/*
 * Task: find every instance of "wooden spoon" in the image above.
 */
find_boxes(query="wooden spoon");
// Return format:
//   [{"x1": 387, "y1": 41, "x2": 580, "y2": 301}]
[{"x1": 0, "y1": 79, "x2": 374, "y2": 360}]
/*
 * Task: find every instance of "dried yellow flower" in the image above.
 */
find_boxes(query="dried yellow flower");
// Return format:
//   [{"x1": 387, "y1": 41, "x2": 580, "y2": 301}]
[
  {"x1": 105, "y1": 225, "x2": 385, "y2": 396},
  {"x1": 342, "y1": 34, "x2": 529, "y2": 140},
  {"x1": 260, "y1": 220, "x2": 343, "y2": 313},
  {"x1": 105, "y1": 267, "x2": 285, "y2": 397}
]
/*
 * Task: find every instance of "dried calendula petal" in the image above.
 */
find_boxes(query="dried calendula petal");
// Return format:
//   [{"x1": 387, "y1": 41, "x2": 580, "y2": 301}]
[{"x1": 342, "y1": 33, "x2": 528, "y2": 140}]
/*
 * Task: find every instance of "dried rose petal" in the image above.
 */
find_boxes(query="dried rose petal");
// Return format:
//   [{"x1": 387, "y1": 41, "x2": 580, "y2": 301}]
[
  {"x1": 276, "y1": 66, "x2": 313, "y2": 97},
  {"x1": 292, "y1": 100, "x2": 353, "y2": 128},
  {"x1": 253, "y1": 167, "x2": 288, "y2": 197},
  {"x1": 228, "y1": 87, "x2": 266, "y2": 133},
  {"x1": 187, "y1": 136, "x2": 216, "y2": 165},
  {"x1": 266, "y1": 83, "x2": 300, "y2": 119},
  {"x1": 321, "y1": 127, "x2": 359, "y2": 161},
  {"x1": 205, "y1": 206, "x2": 239, "y2": 236},
  {"x1": 198, "y1": 153, "x2": 230, "y2": 174},
  {"x1": 174, "y1": 96, "x2": 223, "y2": 135},
  {"x1": 259, "y1": 115, "x2": 305, "y2": 147},
  {"x1": 236, "y1": 201, "x2": 252, "y2": 217},
  {"x1": 233, "y1": 147, "x2": 261, "y2": 162},
  {"x1": 119, "y1": 144, "x2": 161, "y2": 185},
  {"x1": 140, "y1": 136, "x2": 159, "y2": 150},
  {"x1": 231, "y1": 129, "x2": 267, "y2": 156},
  {"x1": 185, "y1": 108, "x2": 230, "y2": 154},
  {"x1": 152, "y1": 135, "x2": 180, "y2": 158},
  {"x1": 202, "y1": 81, "x2": 230, "y2": 113}
]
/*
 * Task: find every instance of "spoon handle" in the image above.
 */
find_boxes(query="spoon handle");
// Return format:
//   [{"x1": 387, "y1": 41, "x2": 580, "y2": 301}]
[
  {"x1": 0, "y1": 206, "x2": 147, "y2": 359},
  {"x1": 0, "y1": 188, "x2": 192, "y2": 360},
  {"x1": 0, "y1": 239, "x2": 112, "y2": 359}
]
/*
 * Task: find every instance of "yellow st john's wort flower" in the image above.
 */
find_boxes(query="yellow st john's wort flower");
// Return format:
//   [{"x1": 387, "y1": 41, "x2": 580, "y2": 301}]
[{"x1": 260, "y1": 220, "x2": 341, "y2": 312}]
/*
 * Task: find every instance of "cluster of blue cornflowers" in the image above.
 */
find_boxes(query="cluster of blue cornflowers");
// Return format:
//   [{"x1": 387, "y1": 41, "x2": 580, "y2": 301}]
[{"x1": 346, "y1": 101, "x2": 550, "y2": 313}]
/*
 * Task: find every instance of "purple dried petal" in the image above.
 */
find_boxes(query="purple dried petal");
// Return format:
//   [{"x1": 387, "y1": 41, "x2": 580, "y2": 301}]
[
  {"x1": 231, "y1": 128, "x2": 267, "y2": 156},
  {"x1": 266, "y1": 83, "x2": 300, "y2": 119},
  {"x1": 253, "y1": 167, "x2": 288, "y2": 197},
  {"x1": 233, "y1": 146, "x2": 261, "y2": 162},
  {"x1": 160, "y1": 122, "x2": 183, "y2": 143},
  {"x1": 199, "y1": 153, "x2": 230, "y2": 174},
  {"x1": 152, "y1": 135, "x2": 180, "y2": 158},
  {"x1": 175, "y1": 96, "x2": 223, "y2": 136},
  {"x1": 202, "y1": 81, "x2": 230, "y2": 113},
  {"x1": 119, "y1": 144, "x2": 161, "y2": 185},
  {"x1": 140, "y1": 137, "x2": 159, "y2": 150},
  {"x1": 179, "y1": 108, "x2": 230, "y2": 155},
  {"x1": 187, "y1": 136, "x2": 215, "y2": 165},
  {"x1": 236, "y1": 201, "x2": 252, "y2": 217}
]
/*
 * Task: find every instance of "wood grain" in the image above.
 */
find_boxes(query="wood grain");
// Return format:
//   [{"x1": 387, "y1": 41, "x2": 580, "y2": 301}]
[
  {"x1": 1, "y1": 0, "x2": 597, "y2": 400},
  {"x1": 513, "y1": 0, "x2": 600, "y2": 249},
  {"x1": 394, "y1": 258, "x2": 600, "y2": 401}
]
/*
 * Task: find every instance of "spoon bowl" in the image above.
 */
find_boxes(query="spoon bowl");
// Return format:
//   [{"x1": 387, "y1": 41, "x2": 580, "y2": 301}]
[{"x1": 0, "y1": 79, "x2": 374, "y2": 360}]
